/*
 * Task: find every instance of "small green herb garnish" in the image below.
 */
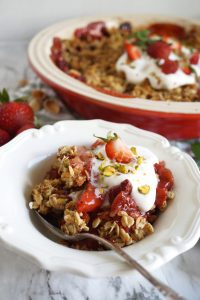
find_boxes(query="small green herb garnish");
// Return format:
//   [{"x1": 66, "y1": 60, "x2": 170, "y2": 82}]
[
  {"x1": 128, "y1": 29, "x2": 160, "y2": 50},
  {"x1": 189, "y1": 65, "x2": 198, "y2": 78},
  {"x1": 134, "y1": 29, "x2": 150, "y2": 42}
]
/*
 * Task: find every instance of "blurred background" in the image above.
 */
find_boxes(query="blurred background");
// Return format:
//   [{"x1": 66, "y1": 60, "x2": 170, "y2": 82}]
[{"x1": 0, "y1": 0, "x2": 200, "y2": 41}]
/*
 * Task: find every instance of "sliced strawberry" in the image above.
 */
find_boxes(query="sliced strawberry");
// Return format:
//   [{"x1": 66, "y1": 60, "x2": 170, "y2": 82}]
[
  {"x1": 87, "y1": 21, "x2": 105, "y2": 38},
  {"x1": 105, "y1": 136, "x2": 133, "y2": 163},
  {"x1": 56, "y1": 56, "x2": 69, "y2": 72},
  {"x1": 154, "y1": 161, "x2": 165, "y2": 173},
  {"x1": 111, "y1": 191, "x2": 141, "y2": 218},
  {"x1": 171, "y1": 41, "x2": 181, "y2": 51},
  {"x1": 108, "y1": 179, "x2": 132, "y2": 203},
  {"x1": 74, "y1": 21, "x2": 105, "y2": 40},
  {"x1": 16, "y1": 123, "x2": 35, "y2": 135},
  {"x1": 91, "y1": 138, "x2": 105, "y2": 150},
  {"x1": 76, "y1": 183, "x2": 103, "y2": 213},
  {"x1": 74, "y1": 27, "x2": 88, "y2": 39},
  {"x1": 155, "y1": 162, "x2": 174, "y2": 190},
  {"x1": 190, "y1": 51, "x2": 200, "y2": 65},
  {"x1": 51, "y1": 37, "x2": 62, "y2": 55},
  {"x1": 158, "y1": 168, "x2": 174, "y2": 190},
  {"x1": 0, "y1": 128, "x2": 10, "y2": 146},
  {"x1": 147, "y1": 41, "x2": 171, "y2": 60},
  {"x1": 155, "y1": 187, "x2": 167, "y2": 209},
  {"x1": 182, "y1": 66, "x2": 192, "y2": 75},
  {"x1": 163, "y1": 36, "x2": 181, "y2": 51},
  {"x1": 124, "y1": 42, "x2": 141, "y2": 60},
  {"x1": 161, "y1": 60, "x2": 178, "y2": 74},
  {"x1": 94, "y1": 133, "x2": 133, "y2": 163},
  {"x1": 149, "y1": 23, "x2": 186, "y2": 39},
  {"x1": 0, "y1": 102, "x2": 34, "y2": 135},
  {"x1": 76, "y1": 146, "x2": 93, "y2": 174},
  {"x1": 70, "y1": 156, "x2": 84, "y2": 169}
]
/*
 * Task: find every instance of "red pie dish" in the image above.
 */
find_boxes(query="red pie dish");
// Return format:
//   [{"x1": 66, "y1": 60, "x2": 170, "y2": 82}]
[{"x1": 28, "y1": 15, "x2": 200, "y2": 139}]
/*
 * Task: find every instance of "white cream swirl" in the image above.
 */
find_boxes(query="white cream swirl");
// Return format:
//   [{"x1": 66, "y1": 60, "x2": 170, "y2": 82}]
[
  {"x1": 116, "y1": 52, "x2": 196, "y2": 90},
  {"x1": 91, "y1": 143, "x2": 159, "y2": 212}
]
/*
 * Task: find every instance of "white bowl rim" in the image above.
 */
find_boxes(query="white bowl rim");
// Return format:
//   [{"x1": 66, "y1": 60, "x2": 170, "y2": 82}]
[
  {"x1": 28, "y1": 14, "x2": 200, "y2": 115},
  {"x1": 0, "y1": 119, "x2": 200, "y2": 276}
]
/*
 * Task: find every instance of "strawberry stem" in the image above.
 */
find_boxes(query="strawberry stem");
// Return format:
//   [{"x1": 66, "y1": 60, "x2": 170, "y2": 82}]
[{"x1": 93, "y1": 132, "x2": 118, "y2": 143}]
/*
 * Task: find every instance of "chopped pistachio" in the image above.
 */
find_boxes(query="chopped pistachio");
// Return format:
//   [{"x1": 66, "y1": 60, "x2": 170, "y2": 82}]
[
  {"x1": 103, "y1": 165, "x2": 116, "y2": 177},
  {"x1": 138, "y1": 185, "x2": 150, "y2": 195},
  {"x1": 114, "y1": 163, "x2": 120, "y2": 169},
  {"x1": 99, "y1": 174, "x2": 105, "y2": 183},
  {"x1": 96, "y1": 152, "x2": 105, "y2": 160},
  {"x1": 117, "y1": 164, "x2": 128, "y2": 174},
  {"x1": 131, "y1": 146, "x2": 137, "y2": 156},
  {"x1": 99, "y1": 188, "x2": 105, "y2": 194},
  {"x1": 99, "y1": 161, "x2": 106, "y2": 171},
  {"x1": 137, "y1": 156, "x2": 144, "y2": 165},
  {"x1": 130, "y1": 169, "x2": 136, "y2": 174},
  {"x1": 135, "y1": 165, "x2": 139, "y2": 170}
]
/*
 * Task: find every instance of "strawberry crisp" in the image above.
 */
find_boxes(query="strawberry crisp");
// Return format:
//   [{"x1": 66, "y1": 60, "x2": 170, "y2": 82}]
[
  {"x1": 51, "y1": 20, "x2": 200, "y2": 101},
  {"x1": 30, "y1": 133, "x2": 175, "y2": 249}
]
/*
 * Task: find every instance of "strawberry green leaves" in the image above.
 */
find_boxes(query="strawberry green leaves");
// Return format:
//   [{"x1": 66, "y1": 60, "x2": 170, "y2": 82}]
[{"x1": 0, "y1": 89, "x2": 10, "y2": 103}]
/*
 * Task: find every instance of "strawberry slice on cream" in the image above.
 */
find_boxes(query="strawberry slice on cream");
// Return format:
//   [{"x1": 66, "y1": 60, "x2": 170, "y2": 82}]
[{"x1": 116, "y1": 29, "x2": 200, "y2": 90}]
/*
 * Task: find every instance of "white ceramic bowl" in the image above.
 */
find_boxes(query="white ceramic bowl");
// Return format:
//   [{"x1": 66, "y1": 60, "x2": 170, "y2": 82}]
[{"x1": 0, "y1": 120, "x2": 200, "y2": 277}]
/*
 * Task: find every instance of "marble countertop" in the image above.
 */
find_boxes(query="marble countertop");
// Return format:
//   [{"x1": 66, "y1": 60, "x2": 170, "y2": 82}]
[{"x1": 0, "y1": 41, "x2": 200, "y2": 300}]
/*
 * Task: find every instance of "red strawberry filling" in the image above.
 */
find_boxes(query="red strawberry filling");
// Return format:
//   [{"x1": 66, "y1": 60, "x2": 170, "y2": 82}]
[
  {"x1": 74, "y1": 21, "x2": 106, "y2": 40},
  {"x1": 190, "y1": 51, "x2": 200, "y2": 65},
  {"x1": 147, "y1": 41, "x2": 171, "y2": 60},
  {"x1": 148, "y1": 23, "x2": 186, "y2": 39},
  {"x1": 161, "y1": 60, "x2": 179, "y2": 74},
  {"x1": 182, "y1": 66, "x2": 192, "y2": 75},
  {"x1": 76, "y1": 183, "x2": 103, "y2": 213}
]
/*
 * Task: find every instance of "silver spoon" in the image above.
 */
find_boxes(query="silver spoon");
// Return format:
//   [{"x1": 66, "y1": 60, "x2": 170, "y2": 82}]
[{"x1": 34, "y1": 210, "x2": 184, "y2": 300}]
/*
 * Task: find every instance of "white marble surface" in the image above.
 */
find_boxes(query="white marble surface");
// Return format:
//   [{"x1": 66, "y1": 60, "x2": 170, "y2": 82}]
[{"x1": 0, "y1": 41, "x2": 200, "y2": 300}]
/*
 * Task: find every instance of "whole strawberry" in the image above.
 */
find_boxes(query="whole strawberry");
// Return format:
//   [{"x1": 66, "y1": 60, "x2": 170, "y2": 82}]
[
  {"x1": 0, "y1": 102, "x2": 34, "y2": 135},
  {"x1": 16, "y1": 122, "x2": 35, "y2": 135},
  {"x1": 0, "y1": 128, "x2": 10, "y2": 146}
]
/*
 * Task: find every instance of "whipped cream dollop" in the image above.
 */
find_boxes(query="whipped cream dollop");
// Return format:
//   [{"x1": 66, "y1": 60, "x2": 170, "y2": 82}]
[
  {"x1": 91, "y1": 143, "x2": 159, "y2": 212},
  {"x1": 116, "y1": 52, "x2": 198, "y2": 90}
]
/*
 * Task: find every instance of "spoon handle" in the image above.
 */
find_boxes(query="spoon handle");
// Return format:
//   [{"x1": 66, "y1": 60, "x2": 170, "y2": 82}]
[{"x1": 87, "y1": 234, "x2": 184, "y2": 300}]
